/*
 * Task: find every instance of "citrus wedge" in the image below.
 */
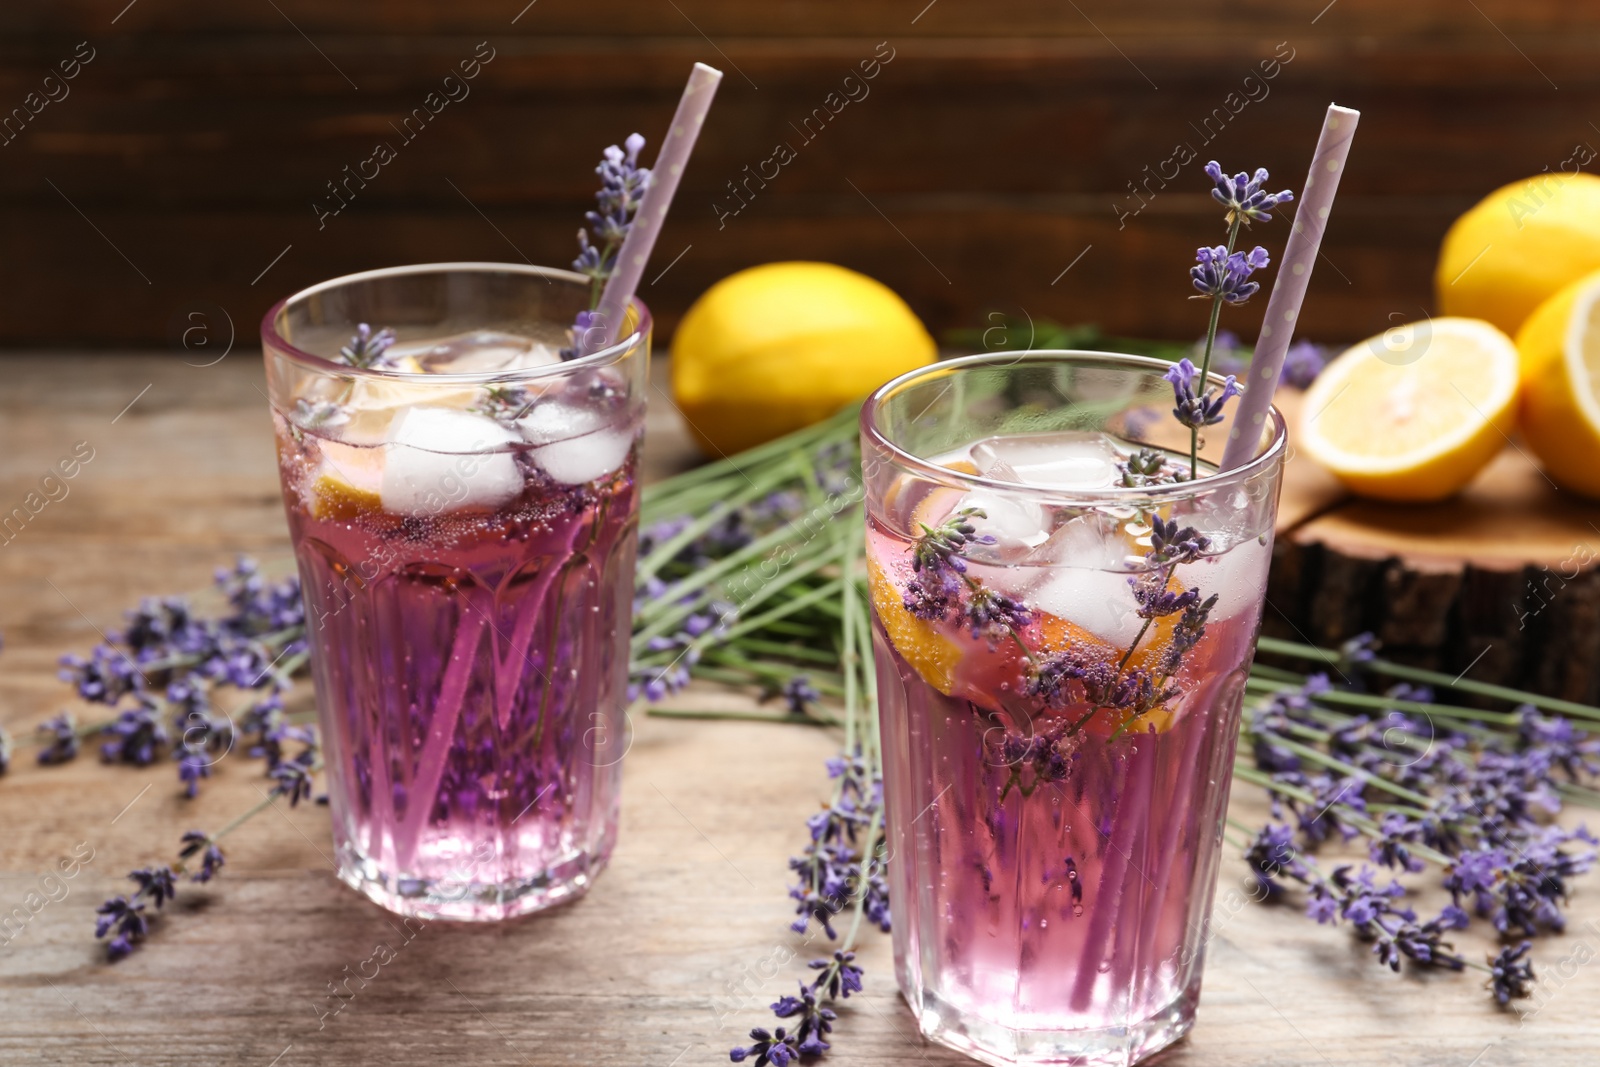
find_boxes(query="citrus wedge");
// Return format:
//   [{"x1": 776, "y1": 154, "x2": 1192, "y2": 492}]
[
  {"x1": 1516, "y1": 268, "x2": 1600, "y2": 499},
  {"x1": 308, "y1": 441, "x2": 385, "y2": 521},
  {"x1": 1299, "y1": 317, "x2": 1519, "y2": 502},
  {"x1": 867, "y1": 553, "x2": 961, "y2": 695}
]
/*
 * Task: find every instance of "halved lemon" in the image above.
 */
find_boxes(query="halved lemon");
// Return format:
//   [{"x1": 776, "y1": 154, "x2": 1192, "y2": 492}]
[
  {"x1": 1299, "y1": 317, "x2": 1519, "y2": 502},
  {"x1": 1516, "y1": 268, "x2": 1600, "y2": 499}
]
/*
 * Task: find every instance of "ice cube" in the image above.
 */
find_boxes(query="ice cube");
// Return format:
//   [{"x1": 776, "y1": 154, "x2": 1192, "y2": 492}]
[
  {"x1": 945, "y1": 489, "x2": 1053, "y2": 562},
  {"x1": 971, "y1": 432, "x2": 1128, "y2": 491},
  {"x1": 1026, "y1": 512, "x2": 1139, "y2": 571},
  {"x1": 380, "y1": 407, "x2": 523, "y2": 515},
  {"x1": 1173, "y1": 535, "x2": 1272, "y2": 623},
  {"x1": 402, "y1": 330, "x2": 557, "y2": 375},
  {"x1": 1028, "y1": 567, "x2": 1145, "y2": 647},
  {"x1": 516, "y1": 401, "x2": 607, "y2": 445},
  {"x1": 533, "y1": 428, "x2": 633, "y2": 486}
]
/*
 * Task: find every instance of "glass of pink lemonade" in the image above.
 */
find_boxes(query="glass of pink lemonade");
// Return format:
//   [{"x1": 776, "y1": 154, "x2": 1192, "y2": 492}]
[
  {"x1": 861, "y1": 351, "x2": 1287, "y2": 1065},
  {"x1": 262, "y1": 263, "x2": 647, "y2": 920}
]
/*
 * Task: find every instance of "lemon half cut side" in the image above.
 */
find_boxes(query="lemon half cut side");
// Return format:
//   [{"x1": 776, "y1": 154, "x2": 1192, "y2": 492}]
[
  {"x1": 1517, "y1": 269, "x2": 1600, "y2": 498},
  {"x1": 1299, "y1": 317, "x2": 1519, "y2": 502}
]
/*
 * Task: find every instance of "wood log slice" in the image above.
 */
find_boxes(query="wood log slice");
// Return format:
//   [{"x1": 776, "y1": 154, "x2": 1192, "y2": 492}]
[{"x1": 1266, "y1": 390, "x2": 1600, "y2": 702}]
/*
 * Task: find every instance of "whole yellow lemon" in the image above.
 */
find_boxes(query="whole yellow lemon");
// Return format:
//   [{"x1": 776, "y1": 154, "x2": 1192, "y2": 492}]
[
  {"x1": 1515, "y1": 267, "x2": 1600, "y2": 498},
  {"x1": 1436, "y1": 173, "x2": 1600, "y2": 336},
  {"x1": 670, "y1": 262, "x2": 936, "y2": 456}
]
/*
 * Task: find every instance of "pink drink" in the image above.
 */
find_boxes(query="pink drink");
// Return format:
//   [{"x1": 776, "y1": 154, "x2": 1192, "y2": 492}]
[
  {"x1": 861, "y1": 353, "x2": 1286, "y2": 1065},
  {"x1": 263, "y1": 265, "x2": 649, "y2": 920}
]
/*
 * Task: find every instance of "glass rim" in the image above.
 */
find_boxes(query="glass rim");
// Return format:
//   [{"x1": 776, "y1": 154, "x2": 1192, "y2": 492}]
[
  {"x1": 860, "y1": 348, "x2": 1288, "y2": 505},
  {"x1": 259, "y1": 261, "x2": 652, "y2": 387}
]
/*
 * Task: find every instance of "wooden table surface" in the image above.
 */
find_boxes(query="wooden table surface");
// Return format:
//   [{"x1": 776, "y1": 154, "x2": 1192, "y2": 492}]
[{"x1": 1, "y1": 353, "x2": 1595, "y2": 1067}]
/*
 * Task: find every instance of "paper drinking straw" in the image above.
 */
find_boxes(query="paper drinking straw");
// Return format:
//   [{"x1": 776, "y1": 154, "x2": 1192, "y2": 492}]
[
  {"x1": 582, "y1": 62, "x2": 724, "y2": 356},
  {"x1": 1219, "y1": 103, "x2": 1361, "y2": 471}
]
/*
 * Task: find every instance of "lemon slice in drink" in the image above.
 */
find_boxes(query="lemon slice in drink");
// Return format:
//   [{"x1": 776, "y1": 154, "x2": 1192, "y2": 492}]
[
  {"x1": 1516, "y1": 268, "x2": 1600, "y2": 499},
  {"x1": 1299, "y1": 317, "x2": 1519, "y2": 502},
  {"x1": 867, "y1": 553, "x2": 961, "y2": 695},
  {"x1": 308, "y1": 441, "x2": 385, "y2": 521}
]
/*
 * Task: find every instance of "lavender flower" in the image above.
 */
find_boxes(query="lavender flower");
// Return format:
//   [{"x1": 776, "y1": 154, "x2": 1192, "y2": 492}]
[
  {"x1": 729, "y1": 1028, "x2": 800, "y2": 1067},
  {"x1": 781, "y1": 676, "x2": 820, "y2": 716},
  {"x1": 1205, "y1": 161, "x2": 1294, "y2": 226},
  {"x1": 1280, "y1": 340, "x2": 1328, "y2": 389},
  {"x1": 1190, "y1": 245, "x2": 1271, "y2": 305},
  {"x1": 34, "y1": 713, "x2": 79, "y2": 764},
  {"x1": 290, "y1": 397, "x2": 351, "y2": 431},
  {"x1": 129, "y1": 866, "x2": 178, "y2": 907},
  {"x1": 94, "y1": 896, "x2": 147, "y2": 961},
  {"x1": 100, "y1": 702, "x2": 167, "y2": 766},
  {"x1": 566, "y1": 134, "x2": 652, "y2": 360},
  {"x1": 769, "y1": 983, "x2": 836, "y2": 1056},
  {"x1": 1488, "y1": 942, "x2": 1535, "y2": 1005},
  {"x1": 1146, "y1": 516, "x2": 1211, "y2": 566},
  {"x1": 1245, "y1": 823, "x2": 1309, "y2": 899},
  {"x1": 904, "y1": 508, "x2": 992, "y2": 622},
  {"x1": 1117, "y1": 446, "x2": 1187, "y2": 487},
  {"x1": 961, "y1": 585, "x2": 1031, "y2": 645},
  {"x1": 1164, "y1": 357, "x2": 1242, "y2": 430},
  {"x1": 1129, "y1": 572, "x2": 1199, "y2": 619},
  {"x1": 336, "y1": 323, "x2": 398, "y2": 370},
  {"x1": 179, "y1": 830, "x2": 225, "y2": 883}
]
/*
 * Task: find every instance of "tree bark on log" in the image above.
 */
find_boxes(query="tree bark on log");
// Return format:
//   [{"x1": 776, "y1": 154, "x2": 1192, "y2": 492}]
[{"x1": 1266, "y1": 393, "x2": 1600, "y2": 702}]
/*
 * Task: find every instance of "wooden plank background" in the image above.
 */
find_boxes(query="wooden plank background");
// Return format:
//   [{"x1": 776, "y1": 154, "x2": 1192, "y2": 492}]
[{"x1": 0, "y1": 1, "x2": 1597, "y2": 347}]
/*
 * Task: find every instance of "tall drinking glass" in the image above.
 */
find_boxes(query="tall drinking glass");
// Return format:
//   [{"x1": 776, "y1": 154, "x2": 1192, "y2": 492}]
[
  {"x1": 262, "y1": 263, "x2": 648, "y2": 921},
  {"x1": 861, "y1": 351, "x2": 1287, "y2": 1065}
]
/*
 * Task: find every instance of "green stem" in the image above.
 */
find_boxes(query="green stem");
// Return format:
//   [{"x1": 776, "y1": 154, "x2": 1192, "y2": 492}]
[{"x1": 1256, "y1": 636, "x2": 1600, "y2": 722}]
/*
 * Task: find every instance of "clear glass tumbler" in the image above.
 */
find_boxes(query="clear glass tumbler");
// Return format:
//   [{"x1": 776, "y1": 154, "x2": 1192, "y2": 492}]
[
  {"x1": 860, "y1": 351, "x2": 1287, "y2": 1065},
  {"x1": 262, "y1": 263, "x2": 648, "y2": 920}
]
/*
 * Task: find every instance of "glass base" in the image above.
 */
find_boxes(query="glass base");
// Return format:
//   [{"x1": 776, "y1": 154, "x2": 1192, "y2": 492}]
[
  {"x1": 333, "y1": 840, "x2": 614, "y2": 922},
  {"x1": 911, "y1": 987, "x2": 1196, "y2": 1067}
]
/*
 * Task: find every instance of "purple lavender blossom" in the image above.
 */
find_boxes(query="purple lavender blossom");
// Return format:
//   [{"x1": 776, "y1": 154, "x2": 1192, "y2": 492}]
[
  {"x1": 1204, "y1": 161, "x2": 1295, "y2": 226},
  {"x1": 566, "y1": 134, "x2": 652, "y2": 360},
  {"x1": 1280, "y1": 340, "x2": 1328, "y2": 389},
  {"x1": 179, "y1": 830, "x2": 225, "y2": 883},
  {"x1": 781, "y1": 676, "x2": 820, "y2": 716},
  {"x1": 1129, "y1": 573, "x2": 1200, "y2": 619},
  {"x1": 1164, "y1": 357, "x2": 1243, "y2": 430},
  {"x1": 100, "y1": 703, "x2": 167, "y2": 766},
  {"x1": 1488, "y1": 942, "x2": 1536, "y2": 1005},
  {"x1": 1146, "y1": 516, "x2": 1211, "y2": 566},
  {"x1": 94, "y1": 896, "x2": 147, "y2": 961},
  {"x1": 336, "y1": 323, "x2": 398, "y2": 370},
  {"x1": 961, "y1": 585, "x2": 1031, "y2": 645},
  {"x1": 1190, "y1": 245, "x2": 1271, "y2": 305},
  {"x1": 36, "y1": 712, "x2": 79, "y2": 765},
  {"x1": 730, "y1": 1027, "x2": 800, "y2": 1067}
]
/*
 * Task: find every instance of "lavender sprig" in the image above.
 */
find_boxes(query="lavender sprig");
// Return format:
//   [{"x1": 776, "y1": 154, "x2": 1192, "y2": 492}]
[
  {"x1": 564, "y1": 134, "x2": 652, "y2": 359},
  {"x1": 1181, "y1": 161, "x2": 1293, "y2": 477},
  {"x1": 51, "y1": 557, "x2": 308, "y2": 798},
  {"x1": 335, "y1": 323, "x2": 397, "y2": 370},
  {"x1": 93, "y1": 750, "x2": 320, "y2": 962},
  {"x1": 1237, "y1": 652, "x2": 1600, "y2": 1005}
]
